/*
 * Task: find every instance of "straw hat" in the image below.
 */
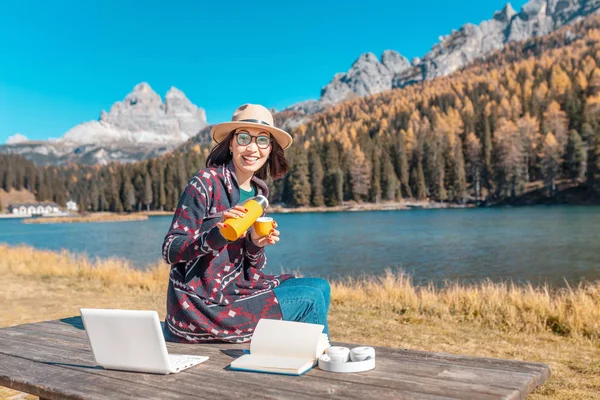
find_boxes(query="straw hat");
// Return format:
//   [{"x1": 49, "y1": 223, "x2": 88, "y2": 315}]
[{"x1": 210, "y1": 104, "x2": 293, "y2": 150}]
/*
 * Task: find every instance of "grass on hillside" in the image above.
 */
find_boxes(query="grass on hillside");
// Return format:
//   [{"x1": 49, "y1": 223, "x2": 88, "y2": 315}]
[
  {"x1": 0, "y1": 188, "x2": 36, "y2": 211},
  {"x1": 1, "y1": 244, "x2": 599, "y2": 399}
]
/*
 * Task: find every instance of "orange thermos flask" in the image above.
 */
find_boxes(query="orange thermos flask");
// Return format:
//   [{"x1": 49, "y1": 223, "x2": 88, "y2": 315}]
[{"x1": 219, "y1": 195, "x2": 269, "y2": 241}]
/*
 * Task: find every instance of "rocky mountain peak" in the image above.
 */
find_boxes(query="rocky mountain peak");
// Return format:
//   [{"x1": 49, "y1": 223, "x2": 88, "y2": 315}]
[
  {"x1": 61, "y1": 83, "x2": 207, "y2": 145},
  {"x1": 353, "y1": 52, "x2": 379, "y2": 66},
  {"x1": 381, "y1": 50, "x2": 411, "y2": 74},
  {"x1": 494, "y1": 3, "x2": 517, "y2": 22},
  {"x1": 165, "y1": 86, "x2": 186, "y2": 100},
  {"x1": 165, "y1": 86, "x2": 195, "y2": 112},
  {"x1": 122, "y1": 82, "x2": 162, "y2": 107},
  {"x1": 164, "y1": 86, "x2": 207, "y2": 136},
  {"x1": 319, "y1": 50, "x2": 411, "y2": 104},
  {"x1": 520, "y1": 0, "x2": 547, "y2": 20}
]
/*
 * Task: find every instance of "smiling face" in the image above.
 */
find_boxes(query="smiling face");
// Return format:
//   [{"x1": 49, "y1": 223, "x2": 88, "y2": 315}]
[{"x1": 229, "y1": 126, "x2": 272, "y2": 179}]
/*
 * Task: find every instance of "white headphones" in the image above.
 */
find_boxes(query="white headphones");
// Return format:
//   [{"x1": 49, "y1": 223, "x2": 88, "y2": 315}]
[{"x1": 318, "y1": 346, "x2": 376, "y2": 373}]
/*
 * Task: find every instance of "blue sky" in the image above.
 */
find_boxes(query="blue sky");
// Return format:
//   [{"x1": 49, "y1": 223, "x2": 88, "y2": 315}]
[{"x1": 0, "y1": 0, "x2": 528, "y2": 143}]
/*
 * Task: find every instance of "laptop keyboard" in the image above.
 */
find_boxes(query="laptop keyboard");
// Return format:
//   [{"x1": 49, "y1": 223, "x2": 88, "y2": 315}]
[{"x1": 169, "y1": 354, "x2": 207, "y2": 371}]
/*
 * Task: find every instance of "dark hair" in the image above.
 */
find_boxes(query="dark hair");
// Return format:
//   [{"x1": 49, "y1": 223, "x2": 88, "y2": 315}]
[{"x1": 206, "y1": 130, "x2": 289, "y2": 180}]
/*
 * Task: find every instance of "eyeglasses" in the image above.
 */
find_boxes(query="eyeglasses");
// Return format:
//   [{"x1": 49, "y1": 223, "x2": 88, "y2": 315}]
[{"x1": 234, "y1": 132, "x2": 272, "y2": 149}]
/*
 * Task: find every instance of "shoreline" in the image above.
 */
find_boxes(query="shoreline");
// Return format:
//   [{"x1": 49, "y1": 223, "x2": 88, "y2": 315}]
[
  {"x1": 22, "y1": 213, "x2": 149, "y2": 224},
  {"x1": 2, "y1": 199, "x2": 599, "y2": 223},
  {"x1": 268, "y1": 200, "x2": 474, "y2": 214},
  {"x1": 0, "y1": 214, "x2": 31, "y2": 219},
  {"x1": 0, "y1": 201, "x2": 480, "y2": 223}
]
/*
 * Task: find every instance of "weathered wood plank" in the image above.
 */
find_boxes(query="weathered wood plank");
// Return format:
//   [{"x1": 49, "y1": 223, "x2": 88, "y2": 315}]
[
  {"x1": 0, "y1": 337, "x2": 249, "y2": 399},
  {"x1": 0, "y1": 329, "x2": 455, "y2": 399},
  {"x1": 170, "y1": 339, "x2": 528, "y2": 400},
  {"x1": 37, "y1": 319, "x2": 549, "y2": 378},
  {"x1": 26, "y1": 321, "x2": 549, "y2": 394},
  {"x1": 7, "y1": 324, "x2": 544, "y2": 397},
  {"x1": 0, "y1": 333, "x2": 318, "y2": 399},
  {"x1": 379, "y1": 347, "x2": 550, "y2": 398},
  {"x1": 0, "y1": 353, "x2": 196, "y2": 400},
  {"x1": 177, "y1": 344, "x2": 520, "y2": 400},
  {"x1": 0, "y1": 347, "x2": 334, "y2": 399},
  {"x1": 0, "y1": 319, "x2": 551, "y2": 400},
  {"x1": 367, "y1": 345, "x2": 550, "y2": 375},
  {"x1": 0, "y1": 330, "x2": 440, "y2": 399},
  {"x1": 382, "y1": 352, "x2": 548, "y2": 398},
  {"x1": 333, "y1": 340, "x2": 550, "y2": 397},
  {"x1": 41, "y1": 319, "x2": 548, "y2": 367},
  {"x1": 332, "y1": 341, "x2": 549, "y2": 373},
  {"x1": 1, "y1": 327, "x2": 525, "y2": 400},
  {"x1": 42, "y1": 319, "x2": 549, "y2": 375},
  {"x1": 356, "y1": 357, "x2": 536, "y2": 388}
]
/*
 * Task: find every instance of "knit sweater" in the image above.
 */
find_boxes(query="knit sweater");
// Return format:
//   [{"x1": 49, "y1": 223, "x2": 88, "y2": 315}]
[{"x1": 162, "y1": 161, "x2": 294, "y2": 343}]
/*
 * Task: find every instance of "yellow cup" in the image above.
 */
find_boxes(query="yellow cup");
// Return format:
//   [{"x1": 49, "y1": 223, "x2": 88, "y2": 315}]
[{"x1": 253, "y1": 217, "x2": 274, "y2": 237}]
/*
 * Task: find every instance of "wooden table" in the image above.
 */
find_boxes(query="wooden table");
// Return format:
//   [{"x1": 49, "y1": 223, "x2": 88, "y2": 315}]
[{"x1": 0, "y1": 317, "x2": 550, "y2": 399}]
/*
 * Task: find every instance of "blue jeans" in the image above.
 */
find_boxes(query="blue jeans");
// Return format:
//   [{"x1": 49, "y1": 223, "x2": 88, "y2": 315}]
[{"x1": 272, "y1": 278, "x2": 330, "y2": 335}]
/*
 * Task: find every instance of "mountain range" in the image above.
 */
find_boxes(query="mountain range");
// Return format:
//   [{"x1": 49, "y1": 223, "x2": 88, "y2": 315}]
[
  {"x1": 2, "y1": 83, "x2": 207, "y2": 165},
  {"x1": 3, "y1": 0, "x2": 599, "y2": 165},
  {"x1": 292, "y1": 0, "x2": 600, "y2": 112}
]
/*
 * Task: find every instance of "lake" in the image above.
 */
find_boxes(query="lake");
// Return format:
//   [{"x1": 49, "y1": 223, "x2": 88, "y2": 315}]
[{"x1": 1, "y1": 206, "x2": 599, "y2": 287}]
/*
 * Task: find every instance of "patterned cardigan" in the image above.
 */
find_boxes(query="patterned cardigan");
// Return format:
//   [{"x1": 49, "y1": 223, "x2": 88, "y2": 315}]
[{"x1": 162, "y1": 161, "x2": 294, "y2": 343}]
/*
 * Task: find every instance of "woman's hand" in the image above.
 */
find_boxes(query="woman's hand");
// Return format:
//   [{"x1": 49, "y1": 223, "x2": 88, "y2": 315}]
[
  {"x1": 215, "y1": 205, "x2": 248, "y2": 231},
  {"x1": 250, "y1": 220, "x2": 279, "y2": 248}
]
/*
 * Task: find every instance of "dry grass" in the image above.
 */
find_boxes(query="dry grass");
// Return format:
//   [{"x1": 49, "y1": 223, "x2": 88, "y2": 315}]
[
  {"x1": 1, "y1": 244, "x2": 599, "y2": 399},
  {"x1": 0, "y1": 244, "x2": 168, "y2": 297},
  {"x1": 0, "y1": 188, "x2": 36, "y2": 210},
  {"x1": 330, "y1": 272, "x2": 600, "y2": 399},
  {"x1": 331, "y1": 270, "x2": 600, "y2": 340},
  {"x1": 142, "y1": 210, "x2": 175, "y2": 216},
  {"x1": 330, "y1": 307, "x2": 600, "y2": 400},
  {"x1": 22, "y1": 213, "x2": 149, "y2": 224}
]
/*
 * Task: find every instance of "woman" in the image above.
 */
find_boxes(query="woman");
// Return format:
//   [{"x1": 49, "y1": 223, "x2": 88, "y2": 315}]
[{"x1": 162, "y1": 103, "x2": 330, "y2": 343}]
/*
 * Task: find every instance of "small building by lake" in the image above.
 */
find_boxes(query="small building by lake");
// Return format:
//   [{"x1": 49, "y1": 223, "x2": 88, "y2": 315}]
[
  {"x1": 8, "y1": 202, "x2": 61, "y2": 216},
  {"x1": 66, "y1": 200, "x2": 78, "y2": 212}
]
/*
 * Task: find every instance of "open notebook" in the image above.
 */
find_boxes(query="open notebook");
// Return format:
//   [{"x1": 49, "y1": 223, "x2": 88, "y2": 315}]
[{"x1": 229, "y1": 319, "x2": 330, "y2": 376}]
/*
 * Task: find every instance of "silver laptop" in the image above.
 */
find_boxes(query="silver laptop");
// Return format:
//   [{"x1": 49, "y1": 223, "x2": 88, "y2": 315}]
[{"x1": 80, "y1": 308, "x2": 208, "y2": 374}]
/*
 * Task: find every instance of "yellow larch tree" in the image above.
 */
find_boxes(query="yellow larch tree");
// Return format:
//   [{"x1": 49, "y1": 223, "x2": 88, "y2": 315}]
[{"x1": 543, "y1": 101, "x2": 569, "y2": 148}]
